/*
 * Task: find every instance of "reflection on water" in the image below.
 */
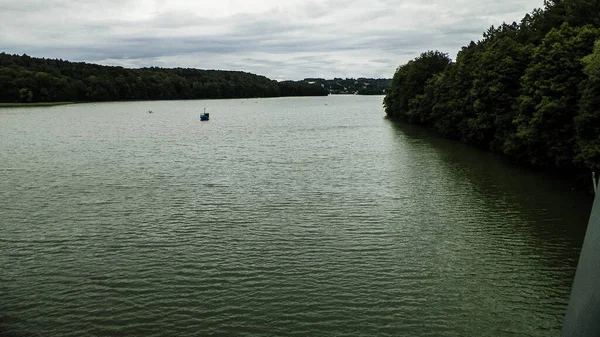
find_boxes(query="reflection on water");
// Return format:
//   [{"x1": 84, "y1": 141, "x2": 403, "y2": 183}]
[
  {"x1": 0, "y1": 96, "x2": 592, "y2": 337},
  {"x1": 389, "y1": 122, "x2": 590, "y2": 245}
]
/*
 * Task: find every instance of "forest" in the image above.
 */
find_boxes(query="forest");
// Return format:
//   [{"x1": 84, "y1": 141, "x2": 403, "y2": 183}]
[
  {"x1": 384, "y1": 0, "x2": 600, "y2": 176},
  {"x1": 0, "y1": 53, "x2": 329, "y2": 103}
]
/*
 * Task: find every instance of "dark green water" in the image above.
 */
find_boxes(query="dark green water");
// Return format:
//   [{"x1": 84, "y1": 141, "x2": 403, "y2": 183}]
[{"x1": 0, "y1": 96, "x2": 592, "y2": 336}]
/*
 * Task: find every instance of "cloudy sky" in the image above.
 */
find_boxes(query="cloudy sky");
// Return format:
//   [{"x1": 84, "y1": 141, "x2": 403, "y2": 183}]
[{"x1": 1, "y1": 0, "x2": 543, "y2": 80}]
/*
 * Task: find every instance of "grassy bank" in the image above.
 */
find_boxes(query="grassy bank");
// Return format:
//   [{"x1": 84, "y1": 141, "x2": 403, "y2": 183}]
[{"x1": 0, "y1": 102, "x2": 75, "y2": 108}]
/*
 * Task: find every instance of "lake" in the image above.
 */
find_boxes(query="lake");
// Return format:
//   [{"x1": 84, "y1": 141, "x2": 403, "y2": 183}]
[{"x1": 0, "y1": 95, "x2": 592, "y2": 336}]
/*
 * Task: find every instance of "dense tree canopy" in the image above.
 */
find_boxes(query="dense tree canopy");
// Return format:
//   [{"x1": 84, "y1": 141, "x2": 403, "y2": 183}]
[
  {"x1": 383, "y1": 50, "x2": 451, "y2": 123},
  {"x1": 0, "y1": 53, "x2": 328, "y2": 103},
  {"x1": 384, "y1": 0, "x2": 600, "y2": 176},
  {"x1": 278, "y1": 81, "x2": 332, "y2": 97}
]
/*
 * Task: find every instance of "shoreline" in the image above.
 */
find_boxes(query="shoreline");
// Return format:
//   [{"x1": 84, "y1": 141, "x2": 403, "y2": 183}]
[
  {"x1": 0, "y1": 102, "x2": 75, "y2": 108},
  {"x1": 0, "y1": 95, "x2": 385, "y2": 108}
]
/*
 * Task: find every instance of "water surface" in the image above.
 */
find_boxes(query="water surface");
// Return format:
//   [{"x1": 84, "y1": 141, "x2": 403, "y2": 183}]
[{"x1": 0, "y1": 96, "x2": 592, "y2": 336}]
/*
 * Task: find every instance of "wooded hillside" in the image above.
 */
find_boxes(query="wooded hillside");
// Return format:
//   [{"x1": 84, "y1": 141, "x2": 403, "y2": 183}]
[{"x1": 0, "y1": 53, "x2": 329, "y2": 103}]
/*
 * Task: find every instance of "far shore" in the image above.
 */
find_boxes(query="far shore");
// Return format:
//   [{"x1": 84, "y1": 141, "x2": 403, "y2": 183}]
[{"x1": 0, "y1": 102, "x2": 75, "y2": 108}]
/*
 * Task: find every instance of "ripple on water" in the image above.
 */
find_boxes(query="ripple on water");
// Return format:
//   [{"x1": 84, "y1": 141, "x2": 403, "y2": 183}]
[{"x1": 0, "y1": 96, "x2": 591, "y2": 337}]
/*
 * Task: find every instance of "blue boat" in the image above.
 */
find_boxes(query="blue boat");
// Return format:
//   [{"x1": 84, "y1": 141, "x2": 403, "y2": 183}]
[{"x1": 200, "y1": 108, "x2": 209, "y2": 121}]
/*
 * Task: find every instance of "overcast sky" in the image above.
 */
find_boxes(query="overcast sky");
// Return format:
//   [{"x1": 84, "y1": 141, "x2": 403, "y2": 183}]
[{"x1": 1, "y1": 0, "x2": 543, "y2": 80}]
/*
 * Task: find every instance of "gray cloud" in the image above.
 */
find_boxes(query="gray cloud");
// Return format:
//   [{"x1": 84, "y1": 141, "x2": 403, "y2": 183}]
[{"x1": 0, "y1": 0, "x2": 544, "y2": 79}]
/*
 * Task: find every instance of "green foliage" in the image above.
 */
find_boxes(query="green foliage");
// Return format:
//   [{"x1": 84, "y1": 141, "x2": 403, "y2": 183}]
[
  {"x1": 0, "y1": 53, "x2": 332, "y2": 103},
  {"x1": 575, "y1": 39, "x2": 600, "y2": 171},
  {"x1": 582, "y1": 40, "x2": 600, "y2": 80},
  {"x1": 277, "y1": 81, "x2": 329, "y2": 96},
  {"x1": 384, "y1": 0, "x2": 600, "y2": 174},
  {"x1": 510, "y1": 24, "x2": 600, "y2": 168},
  {"x1": 384, "y1": 50, "x2": 451, "y2": 121},
  {"x1": 19, "y1": 88, "x2": 32, "y2": 102},
  {"x1": 563, "y1": 0, "x2": 600, "y2": 27}
]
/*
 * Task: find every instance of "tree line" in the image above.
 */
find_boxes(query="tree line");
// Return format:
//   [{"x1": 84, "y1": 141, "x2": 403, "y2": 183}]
[
  {"x1": 304, "y1": 78, "x2": 391, "y2": 95},
  {"x1": 384, "y1": 0, "x2": 600, "y2": 176},
  {"x1": 0, "y1": 53, "x2": 329, "y2": 103}
]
